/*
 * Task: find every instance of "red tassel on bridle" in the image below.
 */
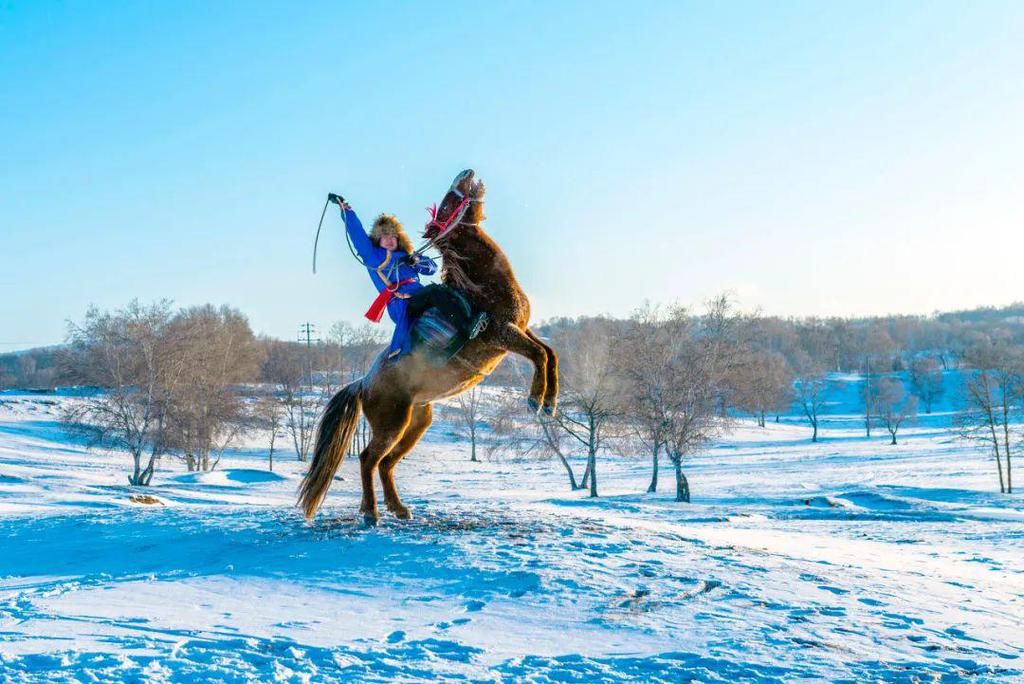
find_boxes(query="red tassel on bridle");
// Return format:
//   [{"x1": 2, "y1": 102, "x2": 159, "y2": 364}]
[{"x1": 424, "y1": 196, "x2": 472, "y2": 241}]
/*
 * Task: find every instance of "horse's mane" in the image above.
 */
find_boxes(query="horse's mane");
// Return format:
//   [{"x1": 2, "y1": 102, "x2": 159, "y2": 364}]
[
  {"x1": 439, "y1": 247, "x2": 482, "y2": 293},
  {"x1": 434, "y1": 184, "x2": 489, "y2": 293}
]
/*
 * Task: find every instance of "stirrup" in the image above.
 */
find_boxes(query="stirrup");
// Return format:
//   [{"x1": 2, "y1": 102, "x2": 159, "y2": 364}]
[{"x1": 468, "y1": 312, "x2": 489, "y2": 339}]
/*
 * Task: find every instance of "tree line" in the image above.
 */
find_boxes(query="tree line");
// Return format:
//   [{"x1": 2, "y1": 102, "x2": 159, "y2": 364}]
[
  {"x1": 14, "y1": 298, "x2": 1023, "y2": 494},
  {"x1": 453, "y1": 300, "x2": 1024, "y2": 498},
  {"x1": 56, "y1": 301, "x2": 391, "y2": 484}
]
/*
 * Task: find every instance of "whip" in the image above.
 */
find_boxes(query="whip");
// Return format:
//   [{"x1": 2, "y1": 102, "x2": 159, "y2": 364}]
[{"x1": 312, "y1": 193, "x2": 344, "y2": 274}]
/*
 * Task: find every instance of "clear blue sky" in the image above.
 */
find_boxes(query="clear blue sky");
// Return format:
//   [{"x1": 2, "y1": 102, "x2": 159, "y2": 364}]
[{"x1": 2, "y1": 1, "x2": 1022, "y2": 351}]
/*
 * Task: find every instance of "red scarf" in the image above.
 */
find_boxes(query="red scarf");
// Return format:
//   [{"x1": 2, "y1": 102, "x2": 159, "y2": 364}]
[{"x1": 364, "y1": 279, "x2": 415, "y2": 322}]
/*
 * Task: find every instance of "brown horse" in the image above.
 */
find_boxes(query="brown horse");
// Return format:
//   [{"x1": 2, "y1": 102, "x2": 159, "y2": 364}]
[{"x1": 298, "y1": 169, "x2": 559, "y2": 524}]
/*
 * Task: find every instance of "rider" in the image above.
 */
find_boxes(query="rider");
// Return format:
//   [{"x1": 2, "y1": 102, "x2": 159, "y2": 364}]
[{"x1": 337, "y1": 199, "x2": 482, "y2": 359}]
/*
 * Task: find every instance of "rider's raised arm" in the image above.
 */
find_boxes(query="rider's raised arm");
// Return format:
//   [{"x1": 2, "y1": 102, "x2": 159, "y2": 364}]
[
  {"x1": 414, "y1": 255, "x2": 438, "y2": 276},
  {"x1": 342, "y1": 207, "x2": 384, "y2": 266}
]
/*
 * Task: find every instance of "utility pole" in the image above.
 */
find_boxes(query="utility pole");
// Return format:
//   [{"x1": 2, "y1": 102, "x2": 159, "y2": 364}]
[{"x1": 298, "y1": 323, "x2": 319, "y2": 387}]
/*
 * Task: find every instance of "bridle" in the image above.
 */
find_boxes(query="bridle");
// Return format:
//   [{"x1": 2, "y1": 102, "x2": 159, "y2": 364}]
[
  {"x1": 425, "y1": 195, "x2": 474, "y2": 239},
  {"x1": 414, "y1": 184, "x2": 483, "y2": 256}
]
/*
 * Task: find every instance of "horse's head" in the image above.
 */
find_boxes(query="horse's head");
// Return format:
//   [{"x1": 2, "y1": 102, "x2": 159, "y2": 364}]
[{"x1": 423, "y1": 169, "x2": 486, "y2": 241}]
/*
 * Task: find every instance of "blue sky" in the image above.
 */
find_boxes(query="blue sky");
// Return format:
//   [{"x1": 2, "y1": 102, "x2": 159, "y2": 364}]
[{"x1": 2, "y1": 1, "x2": 1022, "y2": 350}]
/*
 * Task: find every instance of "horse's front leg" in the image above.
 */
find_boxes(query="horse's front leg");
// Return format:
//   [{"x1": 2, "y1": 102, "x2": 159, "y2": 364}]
[{"x1": 495, "y1": 323, "x2": 548, "y2": 412}]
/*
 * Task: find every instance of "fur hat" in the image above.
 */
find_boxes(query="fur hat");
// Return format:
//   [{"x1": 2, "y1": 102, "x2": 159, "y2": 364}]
[{"x1": 370, "y1": 214, "x2": 414, "y2": 254}]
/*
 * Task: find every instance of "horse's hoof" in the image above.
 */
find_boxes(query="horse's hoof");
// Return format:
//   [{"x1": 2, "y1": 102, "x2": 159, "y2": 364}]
[
  {"x1": 362, "y1": 511, "x2": 380, "y2": 527},
  {"x1": 391, "y1": 507, "x2": 413, "y2": 520},
  {"x1": 527, "y1": 397, "x2": 541, "y2": 413},
  {"x1": 542, "y1": 403, "x2": 557, "y2": 417}
]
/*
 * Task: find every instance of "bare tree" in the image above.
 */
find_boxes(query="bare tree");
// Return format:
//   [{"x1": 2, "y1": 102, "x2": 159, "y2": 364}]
[
  {"x1": 792, "y1": 351, "x2": 828, "y2": 443},
  {"x1": 253, "y1": 392, "x2": 284, "y2": 471},
  {"x1": 445, "y1": 384, "x2": 485, "y2": 462},
  {"x1": 331, "y1": 321, "x2": 388, "y2": 381},
  {"x1": 873, "y1": 377, "x2": 917, "y2": 445},
  {"x1": 161, "y1": 305, "x2": 264, "y2": 472},
  {"x1": 730, "y1": 350, "x2": 793, "y2": 428},
  {"x1": 543, "y1": 319, "x2": 625, "y2": 498},
  {"x1": 617, "y1": 305, "x2": 671, "y2": 493},
  {"x1": 620, "y1": 298, "x2": 741, "y2": 502},
  {"x1": 328, "y1": 322, "x2": 387, "y2": 456},
  {"x1": 263, "y1": 342, "x2": 319, "y2": 462},
  {"x1": 957, "y1": 341, "x2": 1022, "y2": 493},
  {"x1": 909, "y1": 357, "x2": 944, "y2": 414},
  {"x1": 861, "y1": 375, "x2": 878, "y2": 438},
  {"x1": 665, "y1": 298, "x2": 743, "y2": 501},
  {"x1": 60, "y1": 301, "x2": 175, "y2": 486},
  {"x1": 487, "y1": 389, "x2": 584, "y2": 490}
]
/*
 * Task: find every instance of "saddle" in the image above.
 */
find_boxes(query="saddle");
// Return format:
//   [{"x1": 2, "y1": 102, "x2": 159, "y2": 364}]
[{"x1": 411, "y1": 288, "x2": 487, "y2": 365}]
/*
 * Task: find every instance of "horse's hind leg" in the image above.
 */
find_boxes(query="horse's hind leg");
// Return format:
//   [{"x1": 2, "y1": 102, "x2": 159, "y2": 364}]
[
  {"x1": 379, "y1": 403, "x2": 433, "y2": 520},
  {"x1": 358, "y1": 400, "x2": 411, "y2": 526},
  {"x1": 495, "y1": 323, "x2": 548, "y2": 412},
  {"x1": 525, "y1": 328, "x2": 558, "y2": 414}
]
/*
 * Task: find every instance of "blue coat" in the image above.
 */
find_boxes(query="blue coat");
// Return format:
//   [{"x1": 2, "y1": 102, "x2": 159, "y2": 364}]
[{"x1": 344, "y1": 208, "x2": 437, "y2": 357}]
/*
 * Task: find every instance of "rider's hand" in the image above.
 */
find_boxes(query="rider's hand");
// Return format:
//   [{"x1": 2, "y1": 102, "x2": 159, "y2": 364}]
[
  {"x1": 339, "y1": 200, "x2": 351, "y2": 212},
  {"x1": 404, "y1": 254, "x2": 420, "y2": 266}
]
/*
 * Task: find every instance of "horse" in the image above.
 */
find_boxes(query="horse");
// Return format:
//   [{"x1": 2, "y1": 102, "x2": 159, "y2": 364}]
[{"x1": 298, "y1": 169, "x2": 559, "y2": 524}]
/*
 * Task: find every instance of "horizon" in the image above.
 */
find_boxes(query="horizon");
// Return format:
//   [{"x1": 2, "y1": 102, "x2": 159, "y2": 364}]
[{"x1": 3, "y1": 2, "x2": 1023, "y2": 352}]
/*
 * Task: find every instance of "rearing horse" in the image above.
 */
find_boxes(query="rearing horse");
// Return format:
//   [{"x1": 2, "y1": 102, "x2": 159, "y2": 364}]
[{"x1": 299, "y1": 169, "x2": 559, "y2": 524}]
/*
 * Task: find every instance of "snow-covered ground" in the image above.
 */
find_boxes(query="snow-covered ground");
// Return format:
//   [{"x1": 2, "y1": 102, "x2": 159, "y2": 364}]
[{"x1": 1, "y1": 382, "x2": 1022, "y2": 683}]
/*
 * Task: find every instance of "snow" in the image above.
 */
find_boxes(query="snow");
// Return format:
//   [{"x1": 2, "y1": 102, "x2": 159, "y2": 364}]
[{"x1": 0, "y1": 382, "x2": 1022, "y2": 682}]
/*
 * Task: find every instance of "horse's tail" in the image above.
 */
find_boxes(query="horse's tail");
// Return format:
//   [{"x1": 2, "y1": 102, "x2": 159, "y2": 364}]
[{"x1": 298, "y1": 379, "x2": 363, "y2": 520}]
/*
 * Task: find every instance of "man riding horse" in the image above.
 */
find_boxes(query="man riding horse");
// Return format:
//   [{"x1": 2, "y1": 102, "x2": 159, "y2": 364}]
[
  {"x1": 336, "y1": 198, "x2": 486, "y2": 360},
  {"x1": 301, "y1": 170, "x2": 559, "y2": 525}
]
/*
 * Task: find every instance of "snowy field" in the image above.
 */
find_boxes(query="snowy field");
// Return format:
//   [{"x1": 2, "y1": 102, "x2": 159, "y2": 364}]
[{"x1": 0, "y1": 382, "x2": 1022, "y2": 683}]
